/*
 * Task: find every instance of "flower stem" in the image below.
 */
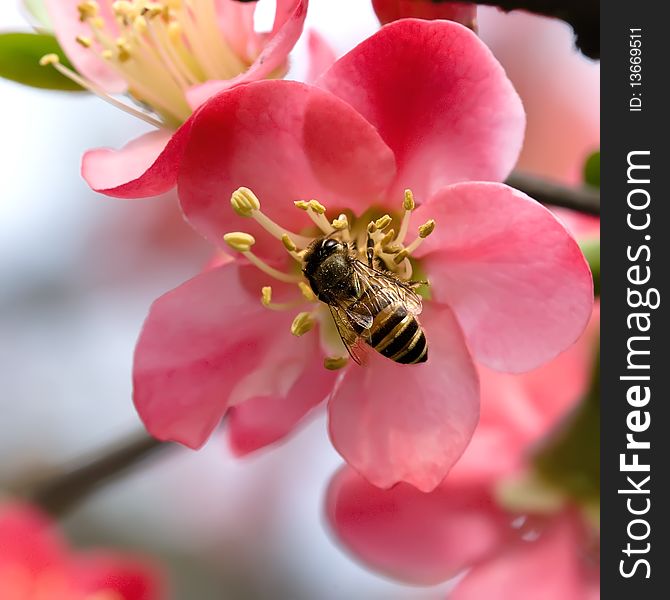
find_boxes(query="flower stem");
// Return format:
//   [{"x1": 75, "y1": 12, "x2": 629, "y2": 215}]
[
  {"x1": 16, "y1": 432, "x2": 171, "y2": 517},
  {"x1": 505, "y1": 171, "x2": 600, "y2": 216}
]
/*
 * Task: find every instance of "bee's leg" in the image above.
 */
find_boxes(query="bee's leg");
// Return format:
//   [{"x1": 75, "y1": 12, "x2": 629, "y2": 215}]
[{"x1": 407, "y1": 279, "x2": 429, "y2": 289}]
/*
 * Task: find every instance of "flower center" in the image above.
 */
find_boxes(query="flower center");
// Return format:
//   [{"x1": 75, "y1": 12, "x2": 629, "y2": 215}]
[
  {"x1": 40, "y1": 0, "x2": 258, "y2": 128},
  {"x1": 222, "y1": 187, "x2": 436, "y2": 369}
]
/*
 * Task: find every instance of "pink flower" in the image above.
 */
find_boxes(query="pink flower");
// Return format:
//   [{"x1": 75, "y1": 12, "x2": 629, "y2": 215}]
[
  {"x1": 325, "y1": 305, "x2": 600, "y2": 596},
  {"x1": 0, "y1": 502, "x2": 165, "y2": 600},
  {"x1": 95, "y1": 19, "x2": 592, "y2": 491},
  {"x1": 42, "y1": 0, "x2": 308, "y2": 186},
  {"x1": 372, "y1": 0, "x2": 477, "y2": 30}
]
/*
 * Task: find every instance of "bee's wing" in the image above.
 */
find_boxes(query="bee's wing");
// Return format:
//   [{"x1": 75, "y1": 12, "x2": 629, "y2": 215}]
[
  {"x1": 352, "y1": 261, "x2": 423, "y2": 315},
  {"x1": 329, "y1": 305, "x2": 369, "y2": 366}
]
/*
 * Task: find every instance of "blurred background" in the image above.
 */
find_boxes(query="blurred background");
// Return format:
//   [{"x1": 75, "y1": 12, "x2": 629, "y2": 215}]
[{"x1": 0, "y1": 1, "x2": 599, "y2": 598}]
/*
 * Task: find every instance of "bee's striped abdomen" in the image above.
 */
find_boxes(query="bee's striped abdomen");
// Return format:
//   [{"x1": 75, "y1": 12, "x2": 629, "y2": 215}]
[{"x1": 368, "y1": 304, "x2": 428, "y2": 364}]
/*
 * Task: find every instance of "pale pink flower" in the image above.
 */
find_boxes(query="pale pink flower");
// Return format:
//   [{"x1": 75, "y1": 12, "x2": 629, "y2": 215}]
[
  {"x1": 95, "y1": 19, "x2": 592, "y2": 491},
  {"x1": 0, "y1": 502, "x2": 165, "y2": 600},
  {"x1": 42, "y1": 0, "x2": 308, "y2": 186},
  {"x1": 326, "y1": 303, "x2": 600, "y2": 596}
]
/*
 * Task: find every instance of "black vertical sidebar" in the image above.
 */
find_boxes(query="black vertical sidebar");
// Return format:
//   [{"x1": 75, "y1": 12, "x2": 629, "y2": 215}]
[{"x1": 601, "y1": 1, "x2": 670, "y2": 596}]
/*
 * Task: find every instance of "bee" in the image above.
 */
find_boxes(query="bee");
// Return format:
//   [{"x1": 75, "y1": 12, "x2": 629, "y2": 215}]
[{"x1": 302, "y1": 237, "x2": 427, "y2": 365}]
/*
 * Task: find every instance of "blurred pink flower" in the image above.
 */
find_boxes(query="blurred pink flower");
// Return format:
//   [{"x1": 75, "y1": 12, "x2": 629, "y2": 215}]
[
  {"x1": 372, "y1": 0, "x2": 477, "y2": 29},
  {"x1": 326, "y1": 302, "x2": 600, "y2": 595},
  {"x1": 95, "y1": 19, "x2": 592, "y2": 491},
  {"x1": 44, "y1": 0, "x2": 308, "y2": 186},
  {"x1": 0, "y1": 502, "x2": 165, "y2": 600},
  {"x1": 478, "y1": 9, "x2": 600, "y2": 184}
]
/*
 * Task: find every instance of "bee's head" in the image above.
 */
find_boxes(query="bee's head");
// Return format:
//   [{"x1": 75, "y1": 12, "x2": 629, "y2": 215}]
[{"x1": 302, "y1": 237, "x2": 347, "y2": 277}]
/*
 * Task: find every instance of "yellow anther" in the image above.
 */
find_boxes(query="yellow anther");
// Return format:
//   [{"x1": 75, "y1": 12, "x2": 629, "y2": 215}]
[
  {"x1": 116, "y1": 38, "x2": 132, "y2": 62},
  {"x1": 39, "y1": 53, "x2": 60, "y2": 66},
  {"x1": 298, "y1": 281, "x2": 317, "y2": 302},
  {"x1": 101, "y1": 49, "x2": 114, "y2": 60},
  {"x1": 231, "y1": 187, "x2": 261, "y2": 217},
  {"x1": 112, "y1": 1, "x2": 132, "y2": 16},
  {"x1": 281, "y1": 234, "x2": 297, "y2": 252},
  {"x1": 294, "y1": 200, "x2": 310, "y2": 211},
  {"x1": 404, "y1": 189, "x2": 415, "y2": 211},
  {"x1": 77, "y1": 1, "x2": 99, "y2": 21},
  {"x1": 167, "y1": 21, "x2": 182, "y2": 41},
  {"x1": 324, "y1": 356, "x2": 349, "y2": 370},
  {"x1": 381, "y1": 228, "x2": 396, "y2": 246},
  {"x1": 291, "y1": 312, "x2": 315, "y2": 336},
  {"x1": 143, "y1": 2, "x2": 164, "y2": 18},
  {"x1": 367, "y1": 221, "x2": 377, "y2": 234},
  {"x1": 374, "y1": 214, "x2": 392, "y2": 231},
  {"x1": 308, "y1": 199, "x2": 327, "y2": 215},
  {"x1": 223, "y1": 232, "x2": 256, "y2": 253},
  {"x1": 393, "y1": 249, "x2": 410, "y2": 265},
  {"x1": 418, "y1": 219, "x2": 436, "y2": 239},
  {"x1": 261, "y1": 286, "x2": 272, "y2": 306},
  {"x1": 383, "y1": 242, "x2": 403, "y2": 254},
  {"x1": 75, "y1": 36, "x2": 92, "y2": 48},
  {"x1": 331, "y1": 215, "x2": 349, "y2": 230},
  {"x1": 90, "y1": 16, "x2": 105, "y2": 29},
  {"x1": 133, "y1": 16, "x2": 148, "y2": 35}
]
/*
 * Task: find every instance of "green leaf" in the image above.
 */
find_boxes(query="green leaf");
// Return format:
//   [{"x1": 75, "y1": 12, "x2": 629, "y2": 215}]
[
  {"x1": 533, "y1": 346, "x2": 600, "y2": 504},
  {"x1": 22, "y1": 0, "x2": 53, "y2": 30},
  {"x1": 0, "y1": 33, "x2": 83, "y2": 91},
  {"x1": 580, "y1": 238, "x2": 600, "y2": 297},
  {"x1": 583, "y1": 150, "x2": 600, "y2": 188}
]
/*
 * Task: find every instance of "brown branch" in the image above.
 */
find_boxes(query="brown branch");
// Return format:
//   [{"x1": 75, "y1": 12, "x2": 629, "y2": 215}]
[
  {"x1": 506, "y1": 171, "x2": 600, "y2": 215},
  {"x1": 22, "y1": 432, "x2": 171, "y2": 517}
]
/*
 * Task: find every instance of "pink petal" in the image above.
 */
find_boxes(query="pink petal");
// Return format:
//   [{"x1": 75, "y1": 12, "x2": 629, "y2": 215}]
[
  {"x1": 45, "y1": 0, "x2": 125, "y2": 92},
  {"x1": 133, "y1": 261, "x2": 300, "y2": 448},
  {"x1": 214, "y1": 0, "x2": 261, "y2": 64},
  {"x1": 317, "y1": 19, "x2": 524, "y2": 201},
  {"x1": 306, "y1": 30, "x2": 338, "y2": 83},
  {"x1": 185, "y1": 0, "x2": 308, "y2": 110},
  {"x1": 82, "y1": 128, "x2": 188, "y2": 198},
  {"x1": 372, "y1": 0, "x2": 477, "y2": 29},
  {"x1": 227, "y1": 324, "x2": 338, "y2": 455},
  {"x1": 178, "y1": 80, "x2": 396, "y2": 253},
  {"x1": 328, "y1": 302, "x2": 479, "y2": 492},
  {"x1": 451, "y1": 514, "x2": 588, "y2": 600},
  {"x1": 413, "y1": 182, "x2": 593, "y2": 373},
  {"x1": 0, "y1": 503, "x2": 67, "y2": 574},
  {"x1": 326, "y1": 467, "x2": 510, "y2": 585},
  {"x1": 74, "y1": 553, "x2": 165, "y2": 600}
]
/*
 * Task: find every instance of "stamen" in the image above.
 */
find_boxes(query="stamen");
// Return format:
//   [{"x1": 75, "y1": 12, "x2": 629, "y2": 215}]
[
  {"x1": 324, "y1": 356, "x2": 349, "y2": 370},
  {"x1": 260, "y1": 286, "x2": 304, "y2": 311},
  {"x1": 78, "y1": 1, "x2": 99, "y2": 22},
  {"x1": 223, "y1": 232, "x2": 255, "y2": 253},
  {"x1": 374, "y1": 214, "x2": 392, "y2": 231},
  {"x1": 380, "y1": 228, "x2": 395, "y2": 247},
  {"x1": 281, "y1": 234, "x2": 297, "y2": 252},
  {"x1": 291, "y1": 312, "x2": 315, "y2": 336},
  {"x1": 39, "y1": 54, "x2": 165, "y2": 129},
  {"x1": 393, "y1": 249, "x2": 410, "y2": 265},
  {"x1": 224, "y1": 231, "x2": 302, "y2": 284},
  {"x1": 397, "y1": 188, "x2": 415, "y2": 244},
  {"x1": 404, "y1": 220, "x2": 436, "y2": 254},
  {"x1": 331, "y1": 215, "x2": 348, "y2": 230},
  {"x1": 231, "y1": 188, "x2": 312, "y2": 246},
  {"x1": 76, "y1": 35, "x2": 93, "y2": 48},
  {"x1": 298, "y1": 281, "x2": 317, "y2": 302},
  {"x1": 295, "y1": 200, "x2": 334, "y2": 235}
]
